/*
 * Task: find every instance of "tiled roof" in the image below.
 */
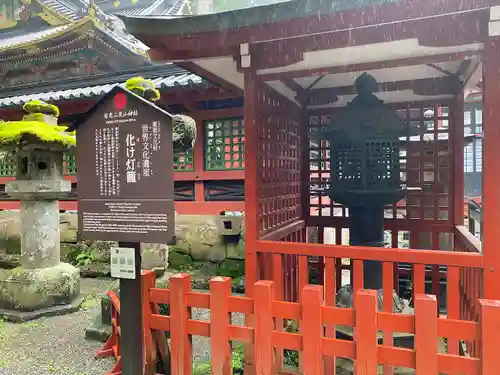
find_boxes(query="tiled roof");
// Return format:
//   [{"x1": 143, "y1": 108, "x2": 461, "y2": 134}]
[
  {"x1": 113, "y1": 7, "x2": 152, "y2": 16},
  {"x1": 0, "y1": 73, "x2": 205, "y2": 108},
  {"x1": 32, "y1": 1, "x2": 186, "y2": 56},
  {"x1": 38, "y1": 0, "x2": 81, "y2": 21},
  {"x1": 0, "y1": 24, "x2": 72, "y2": 51}
]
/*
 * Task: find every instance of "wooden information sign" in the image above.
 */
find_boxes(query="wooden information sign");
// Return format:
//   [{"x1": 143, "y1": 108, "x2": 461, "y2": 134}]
[{"x1": 76, "y1": 87, "x2": 175, "y2": 244}]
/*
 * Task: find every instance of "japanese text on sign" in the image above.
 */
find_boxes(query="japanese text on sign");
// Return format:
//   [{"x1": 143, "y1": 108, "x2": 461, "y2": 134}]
[
  {"x1": 95, "y1": 127, "x2": 120, "y2": 196},
  {"x1": 142, "y1": 124, "x2": 151, "y2": 177},
  {"x1": 125, "y1": 133, "x2": 137, "y2": 184},
  {"x1": 104, "y1": 109, "x2": 139, "y2": 120}
]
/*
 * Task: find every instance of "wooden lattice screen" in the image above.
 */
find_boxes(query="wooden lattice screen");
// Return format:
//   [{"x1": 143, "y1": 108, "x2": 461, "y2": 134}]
[
  {"x1": 252, "y1": 87, "x2": 307, "y2": 300},
  {"x1": 257, "y1": 88, "x2": 303, "y2": 237},
  {"x1": 307, "y1": 102, "x2": 457, "y2": 304},
  {"x1": 205, "y1": 118, "x2": 245, "y2": 170},
  {"x1": 308, "y1": 103, "x2": 454, "y2": 246}
]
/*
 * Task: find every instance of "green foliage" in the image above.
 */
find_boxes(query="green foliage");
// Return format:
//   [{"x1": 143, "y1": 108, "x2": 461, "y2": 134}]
[
  {"x1": 192, "y1": 344, "x2": 246, "y2": 375},
  {"x1": 125, "y1": 76, "x2": 160, "y2": 102},
  {"x1": 193, "y1": 362, "x2": 211, "y2": 375},
  {"x1": 74, "y1": 250, "x2": 94, "y2": 266},
  {"x1": 217, "y1": 259, "x2": 245, "y2": 279},
  {"x1": 232, "y1": 344, "x2": 245, "y2": 374},
  {"x1": 23, "y1": 100, "x2": 60, "y2": 117},
  {"x1": 283, "y1": 320, "x2": 300, "y2": 368}
]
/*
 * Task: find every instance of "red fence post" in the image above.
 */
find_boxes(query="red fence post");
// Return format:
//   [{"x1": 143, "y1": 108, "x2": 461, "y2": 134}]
[
  {"x1": 170, "y1": 273, "x2": 193, "y2": 375},
  {"x1": 254, "y1": 280, "x2": 275, "y2": 375},
  {"x1": 355, "y1": 289, "x2": 378, "y2": 375},
  {"x1": 210, "y1": 276, "x2": 232, "y2": 375},
  {"x1": 415, "y1": 294, "x2": 438, "y2": 375},
  {"x1": 480, "y1": 299, "x2": 500, "y2": 375},
  {"x1": 302, "y1": 284, "x2": 324, "y2": 375},
  {"x1": 141, "y1": 271, "x2": 156, "y2": 375}
]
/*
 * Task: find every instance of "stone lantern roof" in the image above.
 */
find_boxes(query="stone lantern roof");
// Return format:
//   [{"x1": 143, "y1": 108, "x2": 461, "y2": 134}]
[{"x1": 0, "y1": 100, "x2": 75, "y2": 150}]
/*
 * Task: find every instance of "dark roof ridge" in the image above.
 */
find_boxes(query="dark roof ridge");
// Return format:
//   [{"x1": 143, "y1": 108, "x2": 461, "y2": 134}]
[{"x1": 0, "y1": 64, "x2": 187, "y2": 98}]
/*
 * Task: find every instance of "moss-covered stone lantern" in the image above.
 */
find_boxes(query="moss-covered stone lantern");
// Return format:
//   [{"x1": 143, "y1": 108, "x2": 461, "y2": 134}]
[{"x1": 0, "y1": 100, "x2": 80, "y2": 319}]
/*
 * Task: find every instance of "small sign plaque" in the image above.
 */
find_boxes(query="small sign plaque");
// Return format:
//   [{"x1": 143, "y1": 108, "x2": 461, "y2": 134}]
[
  {"x1": 76, "y1": 88, "x2": 175, "y2": 243},
  {"x1": 110, "y1": 247, "x2": 136, "y2": 279}
]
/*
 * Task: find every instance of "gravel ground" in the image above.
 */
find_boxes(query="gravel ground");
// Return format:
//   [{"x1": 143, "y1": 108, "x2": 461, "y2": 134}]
[
  {"x1": 0, "y1": 277, "x2": 244, "y2": 374},
  {"x1": 0, "y1": 278, "x2": 115, "y2": 375}
]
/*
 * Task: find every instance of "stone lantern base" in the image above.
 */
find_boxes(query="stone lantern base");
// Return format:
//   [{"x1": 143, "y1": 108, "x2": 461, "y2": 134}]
[{"x1": 0, "y1": 262, "x2": 81, "y2": 322}]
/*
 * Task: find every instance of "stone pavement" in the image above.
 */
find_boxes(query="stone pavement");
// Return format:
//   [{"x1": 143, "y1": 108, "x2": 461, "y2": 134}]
[{"x1": 0, "y1": 278, "x2": 114, "y2": 375}]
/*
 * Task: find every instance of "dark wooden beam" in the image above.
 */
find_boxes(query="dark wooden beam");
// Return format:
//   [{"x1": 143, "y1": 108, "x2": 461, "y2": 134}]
[
  {"x1": 281, "y1": 78, "x2": 316, "y2": 106},
  {"x1": 160, "y1": 88, "x2": 241, "y2": 105},
  {"x1": 250, "y1": 11, "x2": 485, "y2": 71},
  {"x1": 258, "y1": 51, "x2": 480, "y2": 81},
  {"x1": 178, "y1": 61, "x2": 243, "y2": 95},
  {"x1": 297, "y1": 76, "x2": 461, "y2": 106}
]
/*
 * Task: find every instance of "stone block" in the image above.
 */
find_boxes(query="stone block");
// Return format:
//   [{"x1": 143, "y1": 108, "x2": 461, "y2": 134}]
[
  {"x1": 173, "y1": 215, "x2": 226, "y2": 262},
  {"x1": 60, "y1": 213, "x2": 78, "y2": 243},
  {"x1": 0, "y1": 262, "x2": 80, "y2": 311},
  {"x1": 226, "y1": 241, "x2": 245, "y2": 260},
  {"x1": 141, "y1": 243, "x2": 169, "y2": 272},
  {"x1": 0, "y1": 213, "x2": 246, "y2": 267},
  {"x1": 0, "y1": 213, "x2": 21, "y2": 254},
  {"x1": 5, "y1": 179, "x2": 71, "y2": 200}
]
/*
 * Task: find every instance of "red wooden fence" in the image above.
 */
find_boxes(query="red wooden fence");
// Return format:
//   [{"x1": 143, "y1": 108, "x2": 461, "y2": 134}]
[{"x1": 98, "y1": 271, "x2": 500, "y2": 375}]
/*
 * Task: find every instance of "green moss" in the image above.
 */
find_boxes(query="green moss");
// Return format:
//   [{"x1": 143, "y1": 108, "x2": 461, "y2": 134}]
[
  {"x1": 125, "y1": 77, "x2": 160, "y2": 102},
  {"x1": 0, "y1": 120, "x2": 75, "y2": 147},
  {"x1": 168, "y1": 251, "x2": 193, "y2": 269},
  {"x1": 217, "y1": 259, "x2": 245, "y2": 279},
  {"x1": 22, "y1": 100, "x2": 59, "y2": 117}
]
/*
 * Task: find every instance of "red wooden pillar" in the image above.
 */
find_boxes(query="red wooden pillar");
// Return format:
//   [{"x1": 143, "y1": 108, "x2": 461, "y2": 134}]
[
  {"x1": 193, "y1": 113, "x2": 205, "y2": 203},
  {"x1": 243, "y1": 69, "x2": 260, "y2": 375},
  {"x1": 482, "y1": 36, "x2": 500, "y2": 300},
  {"x1": 244, "y1": 70, "x2": 260, "y2": 296},
  {"x1": 451, "y1": 94, "x2": 465, "y2": 226}
]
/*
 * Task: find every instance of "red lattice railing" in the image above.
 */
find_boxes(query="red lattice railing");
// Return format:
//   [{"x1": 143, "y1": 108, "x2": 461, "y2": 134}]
[
  {"x1": 454, "y1": 225, "x2": 483, "y2": 356},
  {"x1": 98, "y1": 271, "x2": 500, "y2": 375}
]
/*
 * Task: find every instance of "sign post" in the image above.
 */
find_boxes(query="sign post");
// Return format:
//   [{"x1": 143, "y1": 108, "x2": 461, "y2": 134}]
[{"x1": 76, "y1": 88, "x2": 175, "y2": 375}]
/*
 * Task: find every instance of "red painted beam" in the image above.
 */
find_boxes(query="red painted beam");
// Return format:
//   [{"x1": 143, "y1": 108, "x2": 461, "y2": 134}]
[
  {"x1": 141, "y1": 2, "x2": 490, "y2": 56},
  {"x1": 248, "y1": 10, "x2": 487, "y2": 70},
  {"x1": 0, "y1": 172, "x2": 244, "y2": 185},
  {"x1": 0, "y1": 200, "x2": 244, "y2": 215}
]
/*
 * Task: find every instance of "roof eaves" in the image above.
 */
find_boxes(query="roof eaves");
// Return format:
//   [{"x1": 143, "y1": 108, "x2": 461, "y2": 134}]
[
  {"x1": 121, "y1": 0, "x2": 399, "y2": 37},
  {"x1": 0, "y1": 72, "x2": 208, "y2": 109},
  {"x1": 0, "y1": 17, "x2": 89, "y2": 52},
  {"x1": 35, "y1": 0, "x2": 78, "y2": 23},
  {"x1": 93, "y1": 22, "x2": 150, "y2": 57}
]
